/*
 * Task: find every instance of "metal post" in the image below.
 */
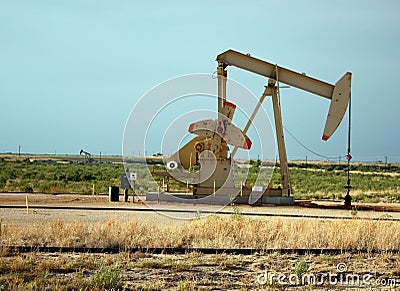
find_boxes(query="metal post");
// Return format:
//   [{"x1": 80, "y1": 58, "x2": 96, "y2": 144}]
[
  {"x1": 132, "y1": 180, "x2": 136, "y2": 203},
  {"x1": 212, "y1": 62, "x2": 227, "y2": 156},
  {"x1": 166, "y1": 176, "x2": 170, "y2": 192},
  {"x1": 124, "y1": 188, "x2": 129, "y2": 202},
  {"x1": 213, "y1": 180, "x2": 216, "y2": 196},
  {"x1": 270, "y1": 86, "x2": 290, "y2": 196},
  {"x1": 217, "y1": 62, "x2": 227, "y2": 115},
  {"x1": 344, "y1": 94, "x2": 352, "y2": 206}
]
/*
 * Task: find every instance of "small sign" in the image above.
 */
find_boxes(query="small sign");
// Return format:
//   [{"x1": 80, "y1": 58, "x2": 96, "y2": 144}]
[{"x1": 130, "y1": 172, "x2": 137, "y2": 181}]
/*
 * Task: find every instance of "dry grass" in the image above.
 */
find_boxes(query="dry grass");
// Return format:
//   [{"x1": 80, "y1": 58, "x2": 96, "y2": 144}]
[
  {"x1": 1, "y1": 215, "x2": 400, "y2": 251},
  {"x1": 1, "y1": 215, "x2": 399, "y2": 289},
  {"x1": 0, "y1": 251, "x2": 398, "y2": 290}
]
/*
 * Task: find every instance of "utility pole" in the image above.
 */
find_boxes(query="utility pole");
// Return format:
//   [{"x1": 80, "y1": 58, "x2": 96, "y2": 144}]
[
  {"x1": 18, "y1": 145, "x2": 21, "y2": 156},
  {"x1": 344, "y1": 95, "x2": 352, "y2": 207},
  {"x1": 385, "y1": 156, "x2": 388, "y2": 171}
]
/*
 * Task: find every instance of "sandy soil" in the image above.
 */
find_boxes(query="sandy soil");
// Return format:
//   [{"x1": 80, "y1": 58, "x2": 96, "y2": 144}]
[{"x1": 1, "y1": 193, "x2": 400, "y2": 226}]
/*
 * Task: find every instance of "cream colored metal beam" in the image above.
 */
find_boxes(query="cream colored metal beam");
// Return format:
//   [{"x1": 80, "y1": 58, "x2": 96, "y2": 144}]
[
  {"x1": 270, "y1": 86, "x2": 290, "y2": 195},
  {"x1": 217, "y1": 49, "x2": 334, "y2": 99},
  {"x1": 217, "y1": 49, "x2": 352, "y2": 141}
]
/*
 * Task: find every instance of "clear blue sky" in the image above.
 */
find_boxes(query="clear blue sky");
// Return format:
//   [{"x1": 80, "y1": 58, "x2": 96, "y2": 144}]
[{"x1": 1, "y1": 0, "x2": 399, "y2": 162}]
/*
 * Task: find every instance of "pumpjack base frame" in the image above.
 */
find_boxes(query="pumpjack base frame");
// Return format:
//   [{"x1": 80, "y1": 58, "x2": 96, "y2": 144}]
[{"x1": 146, "y1": 191, "x2": 294, "y2": 206}]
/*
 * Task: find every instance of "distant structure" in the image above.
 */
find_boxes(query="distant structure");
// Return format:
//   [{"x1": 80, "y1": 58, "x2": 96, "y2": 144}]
[{"x1": 80, "y1": 149, "x2": 95, "y2": 163}]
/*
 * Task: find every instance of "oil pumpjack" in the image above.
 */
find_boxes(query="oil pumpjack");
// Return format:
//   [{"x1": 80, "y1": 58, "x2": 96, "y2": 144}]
[{"x1": 148, "y1": 50, "x2": 352, "y2": 205}]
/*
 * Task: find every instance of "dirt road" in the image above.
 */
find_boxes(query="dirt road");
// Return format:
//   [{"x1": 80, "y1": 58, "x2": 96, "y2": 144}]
[{"x1": 1, "y1": 193, "x2": 400, "y2": 226}]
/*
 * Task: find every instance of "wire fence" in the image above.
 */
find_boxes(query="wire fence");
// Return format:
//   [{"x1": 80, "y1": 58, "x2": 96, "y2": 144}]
[{"x1": 282, "y1": 126, "x2": 400, "y2": 163}]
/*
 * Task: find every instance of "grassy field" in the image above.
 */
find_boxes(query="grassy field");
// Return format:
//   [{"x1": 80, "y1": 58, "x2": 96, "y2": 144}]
[
  {"x1": 0, "y1": 155, "x2": 399, "y2": 203},
  {"x1": 282, "y1": 165, "x2": 400, "y2": 203},
  {"x1": 0, "y1": 157, "x2": 124, "y2": 195}
]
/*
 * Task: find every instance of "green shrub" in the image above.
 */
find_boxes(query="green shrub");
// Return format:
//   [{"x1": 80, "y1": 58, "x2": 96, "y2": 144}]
[
  {"x1": 89, "y1": 265, "x2": 123, "y2": 290},
  {"x1": 295, "y1": 260, "x2": 308, "y2": 277},
  {"x1": 23, "y1": 186, "x2": 34, "y2": 193},
  {"x1": 0, "y1": 177, "x2": 6, "y2": 190}
]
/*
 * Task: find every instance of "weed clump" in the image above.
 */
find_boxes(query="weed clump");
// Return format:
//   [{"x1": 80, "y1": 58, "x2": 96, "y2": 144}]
[
  {"x1": 89, "y1": 265, "x2": 123, "y2": 290},
  {"x1": 294, "y1": 260, "x2": 308, "y2": 277}
]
